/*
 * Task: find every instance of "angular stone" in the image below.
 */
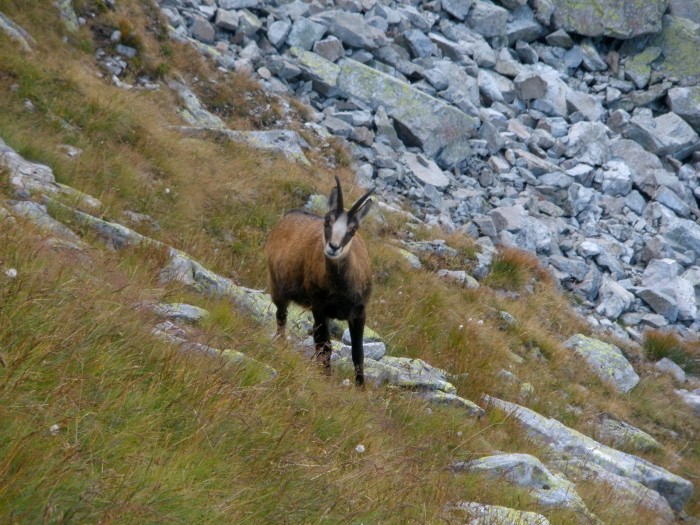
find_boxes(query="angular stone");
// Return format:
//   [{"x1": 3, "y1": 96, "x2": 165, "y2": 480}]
[
  {"x1": 190, "y1": 17, "x2": 216, "y2": 45},
  {"x1": 288, "y1": 47, "x2": 341, "y2": 94},
  {"x1": 313, "y1": 36, "x2": 344, "y2": 62},
  {"x1": 214, "y1": 9, "x2": 239, "y2": 32},
  {"x1": 466, "y1": 1, "x2": 509, "y2": 37},
  {"x1": 334, "y1": 57, "x2": 480, "y2": 157},
  {"x1": 287, "y1": 18, "x2": 327, "y2": 51},
  {"x1": 448, "y1": 502, "x2": 550, "y2": 525},
  {"x1": 311, "y1": 11, "x2": 387, "y2": 50},
  {"x1": 153, "y1": 303, "x2": 210, "y2": 324},
  {"x1": 622, "y1": 112, "x2": 700, "y2": 160},
  {"x1": 403, "y1": 152, "x2": 449, "y2": 188},
  {"x1": 655, "y1": 357, "x2": 686, "y2": 383},
  {"x1": 565, "y1": 90, "x2": 604, "y2": 122},
  {"x1": 600, "y1": 161, "x2": 632, "y2": 197},
  {"x1": 514, "y1": 66, "x2": 569, "y2": 117},
  {"x1": 453, "y1": 454, "x2": 592, "y2": 514},
  {"x1": 550, "y1": 0, "x2": 667, "y2": 39},
  {"x1": 400, "y1": 29, "x2": 435, "y2": 59},
  {"x1": 597, "y1": 414, "x2": 662, "y2": 452},
  {"x1": 564, "y1": 334, "x2": 639, "y2": 393},
  {"x1": 483, "y1": 396, "x2": 694, "y2": 512},
  {"x1": 418, "y1": 391, "x2": 484, "y2": 417},
  {"x1": 267, "y1": 20, "x2": 292, "y2": 49},
  {"x1": 648, "y1": 15, "x2": 700, "y2": 84},
  {"x1": 553, "y1": 459, "x2": 675, "y2": 523},
  {"x1": 595, "y1": 276, "x2": 634, "y2": 319},
  {"x1": 566, "y1": 122, "x2": 610, "y2": 166},
  {"x1": 441, "y1": 0, "x2": 474, "y2": 21},
  {"x1": 637, "y1": 288, "x2": 678, "y2": 323},
  {"x1": 667, "y1": 86, "x2": 700, "y2": 132}
]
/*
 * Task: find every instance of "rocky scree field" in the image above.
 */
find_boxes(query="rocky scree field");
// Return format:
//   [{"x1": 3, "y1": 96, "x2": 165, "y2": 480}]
[{"x1": 0, "y1": 0, "x2": 699, "y2": 524}]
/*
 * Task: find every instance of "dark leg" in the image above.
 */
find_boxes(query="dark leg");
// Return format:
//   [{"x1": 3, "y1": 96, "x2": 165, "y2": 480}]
[
  {"x1": 273, "y1": 299, "x2": 289, "y2": 338},
  {"x1": 348, "y1": 305, "x2": 365, "y2": 387},
  {"x1": 312, "y1": 311, "x2": 332, "y2": 375}
]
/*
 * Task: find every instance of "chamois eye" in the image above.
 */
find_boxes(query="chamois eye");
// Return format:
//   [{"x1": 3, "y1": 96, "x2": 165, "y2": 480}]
[{"x1": 324, "y1": 216, "x2": 331, "y2": 225}]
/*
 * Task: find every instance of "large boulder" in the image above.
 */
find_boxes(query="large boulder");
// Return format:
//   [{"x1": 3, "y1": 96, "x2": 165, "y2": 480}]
[
  {"x1": 563, "y1": 334, "x2": 639, "y2": 393},
  {"x1": 645, "y1": 15, "x2": 700, "y2": 84},
  {"x1": 621, "y1": 111, "x2": 700, "y2": 160},
  {"x1": 667, "y1": 86, "x2": 700, "y2": 132},
  {"x1": 453, "y1": 454, "x2": 592, "y2": 514},
  {"x1": 550, "y1": 0, "x2": 668, "y2": 39},
  {"x1": 483, "y1": 396, "x2": 694, "y2": 512}
]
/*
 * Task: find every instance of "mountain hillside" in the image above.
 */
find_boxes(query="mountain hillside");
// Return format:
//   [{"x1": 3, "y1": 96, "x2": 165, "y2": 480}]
[{"x1": 0, "y1": 0, "x2": 699, "y2": 523}]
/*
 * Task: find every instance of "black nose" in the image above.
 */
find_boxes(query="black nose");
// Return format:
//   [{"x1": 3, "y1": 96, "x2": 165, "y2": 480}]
[{"x1": 329, "y1": 242, "x2": 339, "y2": 251}]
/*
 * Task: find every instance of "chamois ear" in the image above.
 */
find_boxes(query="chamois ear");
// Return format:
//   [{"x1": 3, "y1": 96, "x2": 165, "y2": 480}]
[{"x1": 350, "y1": 190, "x2": 374, "y2": 225}]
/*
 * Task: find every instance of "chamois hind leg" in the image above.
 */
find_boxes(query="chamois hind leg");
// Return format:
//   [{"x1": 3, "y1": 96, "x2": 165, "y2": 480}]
[
  {"x1": 273, "y1": 299, "x2": 289, "y2": 339},
  {"x1": 312, "y1": 310, "x2": 332, "y2": 375},
  {"x1": 348, "y1": 305, "x2": 366, "y2": 387}
]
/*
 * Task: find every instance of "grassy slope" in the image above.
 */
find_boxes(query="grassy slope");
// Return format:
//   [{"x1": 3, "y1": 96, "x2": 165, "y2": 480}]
[{"x1": 0, "y1": 0, "x2": 697, "y2": 522}]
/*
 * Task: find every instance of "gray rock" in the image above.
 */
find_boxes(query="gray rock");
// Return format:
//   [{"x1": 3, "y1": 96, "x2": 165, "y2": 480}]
[
  {"x1": 403, "y1": 152, "x2": 449, "y2": 188},
  {"x1": 565, "y1": 90, "x2": 603, "y2": 122},
  {"x1": 545, "y1": 28, "x2": 573, "y2": 48},
  {"x1": 235, "y1": 10, "x2": 262, "y2": 38},
  {"x1": 334, "y1": 57, "x2": 479, "y2": 157},
  {"x1": 8, "y1": 201, "x2": 84, "y2": 245},
  {"x1": 336, "y1": 341, "x2": 386, "y2": 361},
  {"x1": 514, "y1": 66, "x2": 569, "y2": 117},
  {"x1": 506, "y1": 6, "x2": 545, "y2": 45},
  {"x1": 441, "y1": 0, "x2": 474, "y2": 21},
  {"x1": 669, "y1": 0, "x2": 700, "y2": 23},
  {"x1": 214, "y1": 9, "x2": 239, "y2": 32},
  {"x1": 622, "y1": 112, "x2": 700, "y2": 160},
  {"x1": 448, "y1": 502, "x2": 550, "y2": 525},
  {"x1": 656, "y1": 357, "x2": 686, "y2": 383},
  {"x1": 436, "y1": 269, "x2": 479, "y2": 288},
  {"x1": 418, "y1": 391, "x2": 484, "y2": 417},
  {"x1": 177, "y1": 127, "x2": 310, "y2": 164},
  {"x1": 400, "y1": 29, "x2": 435, "y2": 59},
  {"x1": 550, "y1": 0, "x2": 667, "y2": 39},
  {"x1": 288, "y1": 47, "x2": 341, "y2": 95},
  {"x1": 595, "y1": 276, "x2": 634, "y2": 319},
  {"x1": 637, "y1": 288, "x2": 679, "y2": 323},
  {"x1": 313, "y1": 36, "x2": 344, "y2": 62},
  {"x1": 152, "y1": 303, "x2": 210, "y2": 323},
  {"x1": 311, "y1": 11, "x2": 387, "y2": 50},
  {"x1": 466, "y1": 1, "x2": 509, "y2": 37},
  {"x1": 453, "y1": 454, "x2": 592, "y2": 514},
  {"x1": 0, "y1": 138, "x2": 101, "y2": 209},
  {"x1": 190, "y1": 17, "x2": 216, "y2": 45},
  {"x1": 218, "y1": 0, "x2": 259, "y2": 8},
  {"x1": 483, "y1": 396, "x2": 693, "y2": 512},
  {"x1": 287, "y1": 18, "x2": 327, "y2": 51},
  {"x1": 564, "y1": 334, "x2": 639, "y2": 393},
  {"x1": 667, "y1": 86, "x2": 700, "y2": 133},
  {"x1": 596, "y1": 414, "x2": 662, "y2": 452},
  {"x1": 267, "y1": 20, "x2": 292, "y2": 49},
  {"x1": 600, "y1": 161, "x2": 632, "y2": 197},
  {"x1": 674, "y1": 388, "x2": 700, "y2": 416},
  {"x1": 552, "y1": 459, "x2": 675, "y2": 523},
  {"x1": 566, "y1": 122, "x2": 610, "y2": 166},
  {"x1": 490, "y1": 204, "x2": 526, "y2": 233}
]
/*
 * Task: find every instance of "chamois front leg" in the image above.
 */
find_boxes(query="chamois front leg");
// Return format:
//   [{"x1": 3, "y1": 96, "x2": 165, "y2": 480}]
[
  {"x1": 312, "y1": 310, "x2": 332, "y2": 375},
  {"x1": 348, "y1": 305, "x2": 366, "y2": 387}
]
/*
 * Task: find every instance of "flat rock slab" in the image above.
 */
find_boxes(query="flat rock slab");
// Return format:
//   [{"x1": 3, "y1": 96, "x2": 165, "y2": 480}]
[
  {"x1": 563, "y1": 334, "x2": 639, "y2": 393},
  {"x1": 483, "y1": 396, "x2": 694, "y2": 512},
  {"x1": 0, "y1": 138, "x2": 102, "y2": 209},
  {"x1": 290, "y1": 48, "x2": 479, "y2": 158},
  {"x1": 551, "y1": 0, "x2": 667, "y2": 39},
  {"x1": 403, "y1": 152, "x2": 449, "y2": 188},
  {"x1": 453, "y1": 453, "x2": 592, "y2": 515},
  {"x1": 448, "y1": 502, "x2": 550, "y2": 525},
  {"x1": 552, "y1": 458, "x2": 675, "y2": 524}
]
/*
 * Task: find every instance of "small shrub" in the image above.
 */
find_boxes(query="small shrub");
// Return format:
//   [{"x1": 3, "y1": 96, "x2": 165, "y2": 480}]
[
  {"x1": 643, "y1": 329, "x2": 700, "y2": 375},
  {"x1": 483, "y1": 247, "x2": 549, "y2": 291}
]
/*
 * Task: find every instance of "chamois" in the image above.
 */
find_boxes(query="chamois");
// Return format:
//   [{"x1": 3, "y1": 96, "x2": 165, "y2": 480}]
[{"x1": 266, "y1": 176, "x2": 374, "y2": 386}]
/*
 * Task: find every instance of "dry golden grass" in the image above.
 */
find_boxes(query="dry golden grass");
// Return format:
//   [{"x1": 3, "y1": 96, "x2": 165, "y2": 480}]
[{"x1": 0, "y1": 0, "x2": 699, "y2": 521}]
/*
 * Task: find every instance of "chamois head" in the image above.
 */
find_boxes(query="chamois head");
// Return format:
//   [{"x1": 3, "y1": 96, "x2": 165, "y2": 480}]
[{"x1": 323, "y1": 176, "x2": 374, "y2": 260}]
